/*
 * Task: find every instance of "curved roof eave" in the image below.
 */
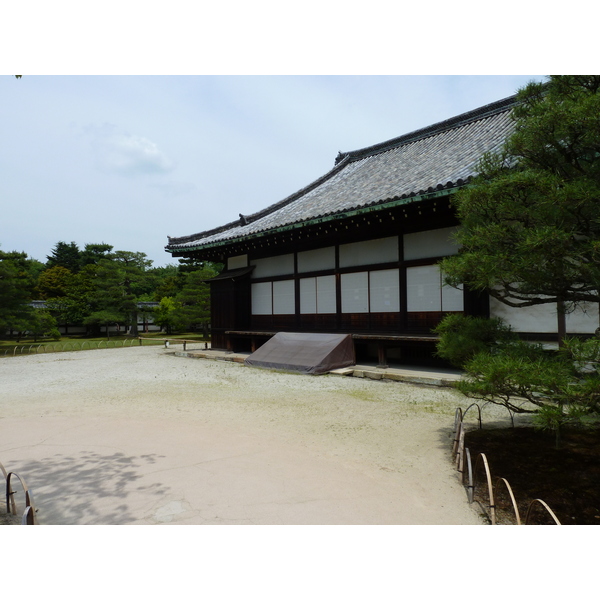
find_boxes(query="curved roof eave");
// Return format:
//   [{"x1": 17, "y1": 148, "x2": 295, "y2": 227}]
[{"x1": 165, "y1": 184, "x2": 463, "y2": 255}]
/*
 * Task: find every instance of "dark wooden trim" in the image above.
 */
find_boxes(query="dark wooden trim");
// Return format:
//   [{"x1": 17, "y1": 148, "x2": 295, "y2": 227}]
[{"x1": 403, "y1": 255, "x2": 453, "y2": 268}]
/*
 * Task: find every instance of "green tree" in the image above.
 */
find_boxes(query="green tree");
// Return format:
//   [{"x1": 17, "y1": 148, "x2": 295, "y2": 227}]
[
  {"x1": 508, "y1": 76, "x2": 600, "y2": 184},
  {"x1": 0, "y1": 250, "x2": 43, "y2": 337},
  {"x1": 50, "y1": 263, "x2": 99, "y2": 333},
  {"x1": 178, "y1": 257, "x2": 222, "y2": 274},
  {"x1": 437, "y1": 315, "x2": 600, "y2": 447},
  {"x1": 113, "y1": 251, "x2": 153, "y2": 336},
  {"x1": 153, "y1": 296, "x2": 182, "y2": 334},
  {"x1": 85, "y1": 251, "x2": 153, "y2": 337},
  {"x1": 171, "y1": 264, "x2": 218, "y2": 336},
  {"x1": 46, "y1": 241, "x2": 82, "y2": 273},
  {"x1": 0, "y1": 259, "x2": 33, "y2": 335},
  {"x1": 28, "y1": 309, "x2": 61, "y2": 341},
  {"x1": 148, "y1": 264, "x2": 181, "y2": 301},
  {"x1": 43, "y1": 244, "x2": 114, "y2": 334},
  {"x1": 441, "y1": 76, "x2": 600, "y2": 342},
  {"x1": 83, "y1": 308, "x2": 125, "y2": 340},
  {"x1": 434, "y1": 314, "x2": 517, "y2": 368},
  {"x1": 79, "y1": 243, "x2": 114, "y2": 268},
  {"x1": 35, "y1": 265, "x2": 74, "y2": 299},
  {"x1": 459, "y1": 337, "x2": 600, "y2": 448}
]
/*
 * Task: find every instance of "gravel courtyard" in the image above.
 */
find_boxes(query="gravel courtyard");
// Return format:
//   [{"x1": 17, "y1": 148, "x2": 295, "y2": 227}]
[{"x1": 0, "y1": 346, "x2": 492, "y2": 525}]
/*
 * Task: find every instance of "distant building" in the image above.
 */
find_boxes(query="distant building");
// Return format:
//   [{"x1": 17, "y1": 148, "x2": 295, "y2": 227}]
[
  {"x1": 165, "y1": 95, "x2": 598, "y2": 366},
  {"x1": 30, "y1": 301, "x2": 161, "y2": 335}
]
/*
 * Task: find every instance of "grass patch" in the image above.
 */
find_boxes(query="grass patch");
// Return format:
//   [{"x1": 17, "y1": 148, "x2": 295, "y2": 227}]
[{"x1": 0, "y1": 333, "x2": 209, "y2": 357}]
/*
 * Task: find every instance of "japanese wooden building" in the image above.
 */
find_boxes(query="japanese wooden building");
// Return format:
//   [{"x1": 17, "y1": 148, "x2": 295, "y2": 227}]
[{"x1": 165, "y1": 95, "x2": 598, "y2": 366}]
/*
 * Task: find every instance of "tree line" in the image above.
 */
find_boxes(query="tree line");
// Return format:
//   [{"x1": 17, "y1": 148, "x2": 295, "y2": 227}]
[{"x1": 0, "y1": 241, "x2": 222, "y2": 340}]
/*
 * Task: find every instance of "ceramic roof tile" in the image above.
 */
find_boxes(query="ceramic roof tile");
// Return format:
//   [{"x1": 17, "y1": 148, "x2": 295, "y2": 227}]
[{"x1": 166, "y1": 95, "x2": 517, "y2": 252}]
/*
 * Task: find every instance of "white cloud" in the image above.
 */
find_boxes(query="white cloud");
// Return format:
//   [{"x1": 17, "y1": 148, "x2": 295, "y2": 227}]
[{"x1": 88, "y1": 124, "x2": 173, "y2": 175}]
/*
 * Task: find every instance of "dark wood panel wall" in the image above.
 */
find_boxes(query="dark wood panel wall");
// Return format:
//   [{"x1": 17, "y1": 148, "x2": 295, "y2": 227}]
[{"x1": 205, "y1": 199, "x2": 488, "y2": 351}]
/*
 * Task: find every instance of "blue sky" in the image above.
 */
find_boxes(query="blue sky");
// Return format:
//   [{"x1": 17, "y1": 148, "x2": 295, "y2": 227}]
[{"x1": 0, "y1": 75, "x2": 546, "y2": 268}]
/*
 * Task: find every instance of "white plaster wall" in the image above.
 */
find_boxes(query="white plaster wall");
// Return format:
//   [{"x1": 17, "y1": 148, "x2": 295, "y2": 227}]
[
  {"x1": 406, "y1": 265, "x2": 441, "y2": 311},
  {"x1": 341, "y1": 272, "x2": 369, "y2": 313},
  {"x1": 251, "y1": 282, "x2": 272, "y2": 315},
  {"x1": 251, "y1": 254, "x2": 294, "y2": 278},
  {"x1": 227, "y1": 254, "x2": 248, "y2": 270},
  {"x1": 273, "y1": 280, "x2": 295, "y2": 314},
  {"x1": 300, "y1": 275, "x2": 337, "y2": 314},
  {"x1": 316, "y1": 275, "x2": 336, "y2": 313},
  {"x1": 441, "y1": 282, "x2": 464, "y2": 312},
  {"x1": 297, "y1": 246, "x2": 335, "y2": 273},
  {"x1": 339, "y1": 236, "x2": 398, "y2": 268},
  {"x1": 404, "y1": 226, "x2": 460, "y2": 261},
  {"x1": 489, "y1": 298, "x2": 599, "y2": 334},
  {"x1": 300, "y1": 278, "x2": 317, "y2": 314},
  {"x1": 369, "y1": 269, "x2": 400, "y2": 313}
]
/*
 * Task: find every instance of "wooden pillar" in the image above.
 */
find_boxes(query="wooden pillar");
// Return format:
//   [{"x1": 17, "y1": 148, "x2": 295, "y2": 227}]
[
  {"x1": 377, "y1": 342, "x2": 388, "y2": 369},
  {"x1": 557, "y1": 301, "x2": 566, "y2": 347}
]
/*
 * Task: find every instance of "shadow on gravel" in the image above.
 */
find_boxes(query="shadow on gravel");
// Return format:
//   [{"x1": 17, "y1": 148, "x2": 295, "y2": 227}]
[{"x1": 10, "y1": 451, "x2": 170, "y2": 524}]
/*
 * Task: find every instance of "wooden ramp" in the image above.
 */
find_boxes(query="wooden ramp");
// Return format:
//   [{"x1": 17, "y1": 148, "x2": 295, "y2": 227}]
[{"x1": 244, "y1": 332, "x2": 355, "y2": 375}]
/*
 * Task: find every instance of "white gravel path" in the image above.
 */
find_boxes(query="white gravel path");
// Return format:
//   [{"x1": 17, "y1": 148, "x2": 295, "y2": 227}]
[{"x1": 0, "y1": 345, "x2": 509, "y2": 525}]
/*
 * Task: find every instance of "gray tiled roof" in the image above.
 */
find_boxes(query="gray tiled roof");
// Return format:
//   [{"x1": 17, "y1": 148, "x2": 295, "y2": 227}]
[{"x1": 166, "y1": 95, "x2": 517, "y2": 252}]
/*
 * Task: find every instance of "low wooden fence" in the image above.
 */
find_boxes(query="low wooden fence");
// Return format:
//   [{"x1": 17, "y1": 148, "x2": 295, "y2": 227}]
[
  {"x1": 1, "y1": 460, "x2": 37, "y2": 525},
  {"x1": 148, "y1": 338, "x2": 210, "y2": 351},
  {"x1": 452, "y1": 405, "x2": 561, "y2": 525}
]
